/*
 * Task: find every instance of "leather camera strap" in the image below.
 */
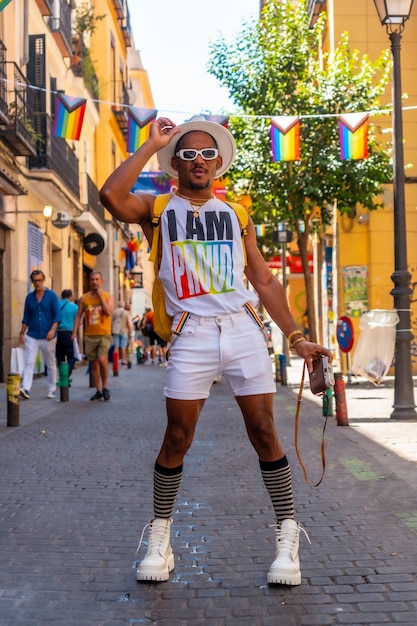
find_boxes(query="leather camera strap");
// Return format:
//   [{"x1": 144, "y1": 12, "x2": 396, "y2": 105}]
[{"x1": 294, "y1": 362, "x2": 328, "y2": 487}]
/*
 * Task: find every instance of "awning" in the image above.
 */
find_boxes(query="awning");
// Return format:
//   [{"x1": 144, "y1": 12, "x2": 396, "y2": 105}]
[{"x1": 74, "y1": 210, "x2": 107, "y2": 242}]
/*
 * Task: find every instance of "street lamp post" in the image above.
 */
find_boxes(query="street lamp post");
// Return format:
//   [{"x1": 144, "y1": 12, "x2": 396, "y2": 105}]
[{"x1": 373, "y1": 0, "x2": 416, "y2": 420}]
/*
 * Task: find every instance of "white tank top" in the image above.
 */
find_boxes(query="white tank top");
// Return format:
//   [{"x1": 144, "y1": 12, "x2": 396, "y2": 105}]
[{"x1": 158, "y1": 195, "x2": 259, "y2": 317}]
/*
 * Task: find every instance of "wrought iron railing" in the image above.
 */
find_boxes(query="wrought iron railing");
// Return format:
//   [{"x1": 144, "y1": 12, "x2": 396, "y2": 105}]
[
  {"x1": 0, "y1": 40, "x2": 8, "y2": 122},
  {"x1": 27, "y1": 112, "x2": 80, "y2": 199},
  {"x1": 0, "y1": 62, "x2": 37, "y2": 155}
]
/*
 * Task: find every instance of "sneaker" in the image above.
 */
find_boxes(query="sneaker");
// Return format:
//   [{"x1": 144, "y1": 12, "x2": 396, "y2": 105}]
[
  {"x1": 136, "y1": 518, "x2": 174, "y2": 582},
  {"x1": 47, "y1": 390, "x2": 56, "y2": 399},
  {"x1": 102, "y1": 388, "x2": 111, "y2": 402},
  {"x1": 267, "y1": 519, "x2": 309, "y2": 586},
  {"x1": 90, "y1": 390, "x2": 103, "y2": 401},
  {"x1": 19, "y1": 388, "x2": 30, "y2": 399}
]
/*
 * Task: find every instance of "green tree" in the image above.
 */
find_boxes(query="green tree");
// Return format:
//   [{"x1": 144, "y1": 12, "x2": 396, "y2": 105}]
[
  {"x1": 72, "y1": 3, "x2": 105, "y2": 99},
  {"x1": 208, "y1": 0, "x2": 392, "y2": 342}
]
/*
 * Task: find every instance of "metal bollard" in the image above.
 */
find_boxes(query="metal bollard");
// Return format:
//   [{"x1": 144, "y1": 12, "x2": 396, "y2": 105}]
[
  {"x1": 112, "y1": 350, "x2": 119, "y2": 376},
  {"x1": 7, "y1": 373, "x2": 20, "y2": 427},
  {"x1": 57, "y1": 361, "x2": 69, "y2": 402},
  {"x1": 126, "y1": 345, "x2": 133, "y2": 369},
  {"x1": 322, "y1": 388, "x2": 334, "y2": 416},
  {"x1": 279, "y1": 353, "x2": 287, "y2": 386},
  {"x1": 274, "y1": 353, "x2": 281, "y2": 382},
  {"x1": 334, "y1": 372, "x2": 349, "y2": 426}
]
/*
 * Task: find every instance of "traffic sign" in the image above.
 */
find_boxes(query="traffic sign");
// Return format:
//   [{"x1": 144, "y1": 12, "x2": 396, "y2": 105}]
[{"x1": 336, "y1": 316, "x2": 354, "y2": 353}]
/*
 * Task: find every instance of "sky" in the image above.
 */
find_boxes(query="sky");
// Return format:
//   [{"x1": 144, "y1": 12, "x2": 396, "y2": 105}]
[{"x1": 127, "y1": 0, "x2": 260, "y2": 124}]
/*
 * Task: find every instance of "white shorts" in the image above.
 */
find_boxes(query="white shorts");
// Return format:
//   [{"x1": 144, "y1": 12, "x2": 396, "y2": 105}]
[{"x1": 164, "y1": 310, "x2": 276, "y2": 400}]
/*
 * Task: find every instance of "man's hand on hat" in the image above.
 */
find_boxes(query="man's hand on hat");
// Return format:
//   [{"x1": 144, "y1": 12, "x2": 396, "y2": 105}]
[{"x1": 151, "y1": 118, "x2": 181, "y2": 149}]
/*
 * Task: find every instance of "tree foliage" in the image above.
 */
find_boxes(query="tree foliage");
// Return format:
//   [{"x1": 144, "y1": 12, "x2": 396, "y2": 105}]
[{"x1": 208, "y1": 0, "x2": 392, "y2": 340}]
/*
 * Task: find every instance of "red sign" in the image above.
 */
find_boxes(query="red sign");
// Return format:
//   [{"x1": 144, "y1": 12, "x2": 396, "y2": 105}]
[
  {"x1": 267, "y1": 254, "x2": 314, "y2": 273},
  {"x1": 289, "y1": 254, "x2": 314, "y2": 274},
  {"x1": 267, "y1": 256, "x2": 283, "y2": 269}
]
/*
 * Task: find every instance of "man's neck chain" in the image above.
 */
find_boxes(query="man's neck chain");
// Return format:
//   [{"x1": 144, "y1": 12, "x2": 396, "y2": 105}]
[{"x1": 175, "y1": 191, "x2": 214, "y2": 218}]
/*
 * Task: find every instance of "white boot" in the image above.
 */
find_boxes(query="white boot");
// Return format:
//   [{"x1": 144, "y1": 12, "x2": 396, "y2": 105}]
[
  {"x1": 267, "y1": 518, "x2": 308, "y2": 586},
  {"x1": 136, "y1": 518, "x2": 174, "y2": 582}
]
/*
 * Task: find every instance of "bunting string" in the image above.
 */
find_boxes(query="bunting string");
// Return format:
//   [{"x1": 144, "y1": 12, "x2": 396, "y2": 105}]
[
  {"x1": 2, "y1": 75, "x2": 415, "y2": 119},
  {"x1": 1, "y1": 75, "x2": 416, "y2": 158}
]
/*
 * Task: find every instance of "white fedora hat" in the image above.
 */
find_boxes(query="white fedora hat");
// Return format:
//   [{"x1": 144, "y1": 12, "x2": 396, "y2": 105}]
[{"x1": 157, "y1": 115, "x2": 236, "y2": 179}]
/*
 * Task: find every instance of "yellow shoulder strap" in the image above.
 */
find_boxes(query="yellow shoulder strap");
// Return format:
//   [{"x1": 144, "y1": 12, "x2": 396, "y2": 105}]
[
  {"x1": 225, "y1": 201, "x2": 249, "y2": 236},
  {"x1": 225, "y1": 201, "x2": 249, "y2": 265},
  {"x1": 149, "y1": 193, "x2": 172, "y2": 264}
]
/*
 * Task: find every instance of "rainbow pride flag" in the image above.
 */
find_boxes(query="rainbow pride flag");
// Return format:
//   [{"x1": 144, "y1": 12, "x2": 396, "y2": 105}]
[
  {"x1": 127, "y1": 107, "x2": 157, "y2": 153},
  {"x1": 339, "y1": 113, "x2": 369, "y2": 160},
  {"x1": 270, "y1": 116, "x2": 300, "y2": 162},
  {"x1": 0, "y1": 0, "x2": 13, "y2": 12},
  {"x1": 53, "y1": 93, "x2": 86, "y2": 140}
]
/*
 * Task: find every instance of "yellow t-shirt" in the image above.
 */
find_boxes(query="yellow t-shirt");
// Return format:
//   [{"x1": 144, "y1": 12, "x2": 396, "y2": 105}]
[{"x1": 82, "y1": 291, "x2": 112, "y2": 336}]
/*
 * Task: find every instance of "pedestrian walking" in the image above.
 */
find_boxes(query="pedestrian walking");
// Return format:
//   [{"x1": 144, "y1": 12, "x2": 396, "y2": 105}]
[
  {"x1": 111, "y1": 301, "x2": 133, "y2": 365},
  {"x1": 100, "y1": 115, "x2": 332, "y2": 585},
  {"x1": 123, "y1": 302, "x2": 135, "y2": 364},
  {"x1": 141, "y1": 308, "x2": 157, "y2": 363},
  {"x1": 18, "y1": 269, "x2": 61, "y2": 400},
  {"x1": 56, "y1": 289, "x2": 79, "y2": 375},
  {"x1": 72, "y1": 271, "x2": 114, "y2": 402}
]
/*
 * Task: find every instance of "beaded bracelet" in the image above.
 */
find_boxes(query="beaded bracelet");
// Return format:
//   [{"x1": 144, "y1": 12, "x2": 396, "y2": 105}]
[{"x1": 287, "y1": 329, "x2": 303, "y2": 346}]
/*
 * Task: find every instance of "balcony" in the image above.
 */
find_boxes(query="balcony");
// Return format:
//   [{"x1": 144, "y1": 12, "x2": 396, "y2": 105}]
[
  {"x1": 111, "y1": 82, "x2": 131, "y2": 136},
  {"x1": 121, "y1": 25, "x2": 131, "y2": 48},
  {"x1": 121, "y1": 8, "x2": 132, "y2": 47},
  {"x1": 86, "y1": 174, "x2": 105, "y2": 222},
  {"x1": 111, "y1": 0, "x2": 124, "y2": 20},
  {"x1": 307, "y1": 0, "x2": 326, "y2": 27},
  {"x1": 48, "y1": 0, "x2": 72, "y2": 57},
  {"x1": 70, "y1": 40, "x2": 100, "y2": 105},
  {"x1": 0, "y1": 62, "x2": 37, "y2": 156},
  {"x1": 0, "y1": 40, "x2": 9, "y2": 125},
  {"x1": 34, "y1": 0, "x2": 53, "y2": 16},
  {"x1": 27, "y1": 113, "x2": 80, "y2": 200}
]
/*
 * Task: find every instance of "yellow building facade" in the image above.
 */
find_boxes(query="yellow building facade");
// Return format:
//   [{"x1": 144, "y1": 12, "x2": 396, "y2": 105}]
[
  {"x1": 0, "y1": 0, "x2": 156, "y2": 381},
  {"x1": 314, "y1": 0, "x2": 417, "y2": 373}
]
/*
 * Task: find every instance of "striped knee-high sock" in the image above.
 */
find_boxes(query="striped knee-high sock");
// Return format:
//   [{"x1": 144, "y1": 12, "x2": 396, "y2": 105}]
[
  {"x1": 259, "y1": 456, "x2": 295, "y2": 522},
  {"x1": 153, "y1": 461, "x2": 183, "y2": 519}
]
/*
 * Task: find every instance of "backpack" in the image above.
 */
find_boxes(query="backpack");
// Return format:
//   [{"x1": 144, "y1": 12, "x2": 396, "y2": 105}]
[{"x1": 149, "y1": 193, "x2": 249, "y2": 342}]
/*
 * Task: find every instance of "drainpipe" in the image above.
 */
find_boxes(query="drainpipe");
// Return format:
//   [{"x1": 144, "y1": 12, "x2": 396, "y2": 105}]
[{"x1": 20, "y1": 0, "x2": 29, "y2": 66}]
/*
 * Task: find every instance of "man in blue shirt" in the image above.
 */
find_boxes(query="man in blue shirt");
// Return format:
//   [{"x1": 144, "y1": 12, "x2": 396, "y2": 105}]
[
  {"x1": 56, "y1": 289, "x2": 79, "y2": 376},
  {"x1": 18, "y1": 269, "x2": 61, "y2": 399}
]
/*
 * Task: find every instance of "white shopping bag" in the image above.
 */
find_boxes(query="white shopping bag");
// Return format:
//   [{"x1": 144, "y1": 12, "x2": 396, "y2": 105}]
[
  {"x1": 73, "y1": 338, "x2": 83, "y2": 361},
  {"x1": 352, "y1": 309, "x2": 399, "y2": 385},
  {"x1": 10, "y1": 347, "x2": 25, "y2": 376}
]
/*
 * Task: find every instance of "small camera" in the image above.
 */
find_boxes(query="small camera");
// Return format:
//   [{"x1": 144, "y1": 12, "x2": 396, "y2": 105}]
[{"x1": 309, "y1": 355, "x2": 334, "y2": 395}]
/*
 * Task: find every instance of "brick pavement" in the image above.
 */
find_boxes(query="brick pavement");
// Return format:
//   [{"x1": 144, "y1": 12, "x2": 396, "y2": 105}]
[{"x1": 0, "y1": 358, "x2": 416, "y2": 625}]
